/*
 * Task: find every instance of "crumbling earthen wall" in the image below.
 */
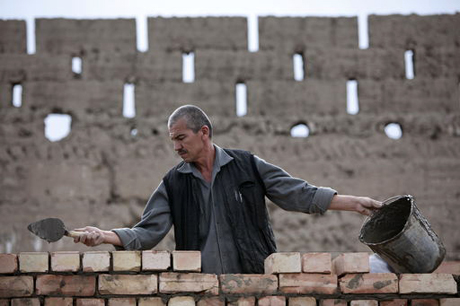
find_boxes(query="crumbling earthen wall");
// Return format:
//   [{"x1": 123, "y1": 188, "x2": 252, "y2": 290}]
[{"x1": 0, "y1": 15, "x2": 459, "y2": 259}]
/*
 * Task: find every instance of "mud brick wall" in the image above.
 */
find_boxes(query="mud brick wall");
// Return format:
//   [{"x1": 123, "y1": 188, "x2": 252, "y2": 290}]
[
  {"x1": 0, "y1": 251, "x2": 459, "y2": 306},
  {"x1": 0, "y1": 15, "x2": 459, "y2": 259}
]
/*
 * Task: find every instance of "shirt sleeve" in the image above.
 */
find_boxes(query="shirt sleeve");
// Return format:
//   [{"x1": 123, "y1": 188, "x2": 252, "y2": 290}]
[
  {"x1": 254, "y1": 155, "x2": 337, "y2": 214},
  {"x1": 112, "y1": 181, "x2": 173, "y2": 250}
]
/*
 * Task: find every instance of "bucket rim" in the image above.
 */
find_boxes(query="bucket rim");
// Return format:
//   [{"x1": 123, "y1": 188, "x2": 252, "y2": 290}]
[{"x1": 359, "y1": 194, "x2": 414, "y2": 246}]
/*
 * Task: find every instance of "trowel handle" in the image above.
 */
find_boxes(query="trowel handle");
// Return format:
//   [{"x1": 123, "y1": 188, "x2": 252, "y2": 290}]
[{"x1": 65, "y1": 230, "x2": 85, "y2": 238}]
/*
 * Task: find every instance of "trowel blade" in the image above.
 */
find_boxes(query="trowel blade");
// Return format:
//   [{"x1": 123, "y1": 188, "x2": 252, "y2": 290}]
[{"x1": 27, "y1": 218, "x2": 67, "y2": 243}]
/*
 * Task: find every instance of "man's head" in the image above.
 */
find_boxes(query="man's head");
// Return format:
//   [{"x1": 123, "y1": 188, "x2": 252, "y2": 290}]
[
  {"x1": 168, "y1": 105, "x2": 213, "y2": 162},
  {"x1": 168, "y1": 105, "x2": 213, "y2": 138}
]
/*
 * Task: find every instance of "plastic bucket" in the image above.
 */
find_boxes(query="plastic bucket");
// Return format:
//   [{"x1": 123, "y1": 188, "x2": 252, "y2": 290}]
[{"x1": 359, "y1": 195, "x2": 445, "y2": 273}]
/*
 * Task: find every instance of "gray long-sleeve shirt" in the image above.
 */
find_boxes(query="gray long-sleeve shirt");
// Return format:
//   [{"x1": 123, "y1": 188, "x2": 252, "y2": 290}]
[{"x1": 113, "y1": 145, "x2": 337, "y2": 274}]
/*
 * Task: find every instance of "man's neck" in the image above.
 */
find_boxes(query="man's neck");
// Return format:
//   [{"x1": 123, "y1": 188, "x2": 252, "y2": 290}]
[{"x1": 193, "y1": 143, "x2": 216, "y2": 182}]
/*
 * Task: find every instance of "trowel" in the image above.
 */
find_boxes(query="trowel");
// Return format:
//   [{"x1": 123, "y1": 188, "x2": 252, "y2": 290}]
[{"x1": 27, "y1": 218, "x2": 83, "y2": 243}]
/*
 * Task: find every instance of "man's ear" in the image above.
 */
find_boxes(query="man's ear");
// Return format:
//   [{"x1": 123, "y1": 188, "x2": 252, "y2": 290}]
[{"x1": 201, "y1": 125, "x2": 210, "y2": 138}]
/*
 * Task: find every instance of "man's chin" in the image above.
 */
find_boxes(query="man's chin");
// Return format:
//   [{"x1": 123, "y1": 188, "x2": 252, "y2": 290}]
[{"x1": 179, "y1": 154, "x2": 190, "y2": 162}]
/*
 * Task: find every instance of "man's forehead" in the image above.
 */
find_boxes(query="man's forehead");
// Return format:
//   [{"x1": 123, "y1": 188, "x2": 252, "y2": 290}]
[{"x1": 169, "y1": 118, "x2": 190, "y2": 135}]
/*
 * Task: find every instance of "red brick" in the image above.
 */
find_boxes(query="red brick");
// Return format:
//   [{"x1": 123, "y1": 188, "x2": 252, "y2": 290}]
[
  {"x1": 99, "y1": 274, "x2": 157, "y2": 295},
  {"x1": 160, "y1": 273, "x2": 218, "y2": 295},
  {"x1": 173, "y1": 251, "x2": 201, "y2": 272},
  {"x1": 76, "y1": 299, "x2": 105, "y2": 306},
  {"x1": 302, "y1": 253, "x2": 332, "y2": 274},
  {"x1": 11, "y1": 298, "x2": 40, "y2": 306},
  {"x1": 36, "y1": 275, "x2": 96, "y2": 296},
  {"x1": 0, "y1": 276, "x2": 34, "y2": 298},
  {"x1": 51, "y1": 251, "x2": 80, "y2": 272},
  {"x1": 279, "y1": 273, "x2": 338, "y2": 294},
  {"x1": 112, "y1": 251, "x2": 141, "y2": 272},
  {"x1": 45, "y1": 297, "x2": 73, "y2": 306},
  {"x1": 340, "y1": 273, "x2": 398, "y2": 294},
  {"x1": 197, "y1": 297, "x2": 225, "y2": 306},
  {"x1": 220, "y1": 274, "x2": 278, "y2": 294},
  {"x1": 332, "y1": 253, "x2": 369, "y2": 276},
  {"x1": 0, "y1": 254, "x2": 18, "y2": 273},
  {"x1": 290, "y1": 297, "x2": 316, "y2": 306},
  {"x1": 411, "y1": 300, "x2": 439, "y2": 306},
  {"x1": 19, "y1": 252, "x2": 49, "y2": 273},
  {"x1": 258, "y1": 296, "x2": 285, "y2": 306},
  {"x1": 142, "y1": 250, "x2": 171, "y2": 271},
  {"x1": 440, "y1": 298, "x2": 460, "y2": 306},
  {"x1": 350, "y1": 301, "x2": 378, "y2": 306},
  {"x1": 434, "y1": 261, "x2": 460, "y2": 274},
  {"x1": 139, "y1": 297, "x2": 166, "y2": 306},
  {"x1": 319, "y1": 300, "x2": 347, "y2": 306},
  {"x1": 228, "y1": 297, "x2": 255, "y2": 306},
  {"x1": 169, "y1": 296, "x2": 195, "y2": 306},
  {"x1": 399, "y1": 274, "x2": 457, "y2": 294},
  {"x1": 380, "y1": 300, "x2": 408, "y2": 306},
  {"x1": 264, "y1": 252, "x2": 301, "y2": 274},
  {"x1": 82, "y1": 251, "x2": 110, "y2": 272},
  {"x1": 108, "y1": 298, "x2": 137, "y2": 306}
]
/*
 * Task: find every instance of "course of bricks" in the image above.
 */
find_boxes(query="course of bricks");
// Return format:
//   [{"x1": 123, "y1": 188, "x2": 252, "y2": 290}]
[{"x1": 1, "y1": 251, "x2": 459, "y2": 306}]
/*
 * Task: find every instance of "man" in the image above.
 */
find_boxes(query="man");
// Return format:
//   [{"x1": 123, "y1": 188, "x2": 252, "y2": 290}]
[{"x1": 75, "y1": 105, "x2": 382, "y2": 274}]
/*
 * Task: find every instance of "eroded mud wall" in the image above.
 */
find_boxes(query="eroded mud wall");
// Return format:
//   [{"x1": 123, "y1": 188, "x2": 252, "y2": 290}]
[{"x1": 0, "y1": 15, "x2": 459, "y2": 259}]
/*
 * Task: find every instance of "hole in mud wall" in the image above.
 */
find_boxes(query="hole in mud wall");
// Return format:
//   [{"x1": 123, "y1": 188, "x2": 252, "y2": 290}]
[
  {"x1": 131, "y1": 128, "x2": 138, "y2": 137},
  {"x1": 182, "y1": 52, "x2": 195, "y2": 83},
  {"x1": 291, "y1": 123, "x2": 310, "y2": 138},
  {"x1": 235, "y1": 83, "x2": 247, "y2": 117},
  {"x1": 247, "y1": 14, "x2": 259, "y2": 52},
  {"x1": 123, "y1": 83, "x2": 136, "y2": 118},
  {"x1": 72, "y1": 57, "x2": 82, "y2": 75},
  {"x1": 346, "y1": 79, "x2": 359, "y2": 115},
  {"x1": 26, "y1": 17, "x2": 36, "y2": 54},
  {"x1": 136, "y1": 16, "x2": 148, "y2": 52},
  {"x1": 293, "y1": 53, "x2": 305, "y2": 81},
  {"x1": 12, "y1": 84, "x2": 23, "y2": 107},
  {"x1": 44, "y1": 113, "x2": 72, "y2": 142},
  {"x1": 405, "y1": 50, "x2": 415, "y2": 80},
  {"x1": 384, "y1": 122, "x2": 403, "y2": 140},
  {"x1": 358, "y1": 14, "x2": 369, "y2": 49}
]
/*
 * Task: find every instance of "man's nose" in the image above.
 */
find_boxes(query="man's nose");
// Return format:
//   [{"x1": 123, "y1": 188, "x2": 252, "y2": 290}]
[{"x1": 173, "y1": 141, "x2": 182, "y2": 151}]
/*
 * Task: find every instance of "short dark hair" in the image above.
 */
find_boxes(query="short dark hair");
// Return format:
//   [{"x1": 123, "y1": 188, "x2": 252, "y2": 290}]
[{"x1": 168, "y1": 105, "x2": 213, "y2": 138}]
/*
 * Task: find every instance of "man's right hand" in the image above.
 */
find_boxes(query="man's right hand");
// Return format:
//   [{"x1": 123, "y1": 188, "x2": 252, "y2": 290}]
[{"x1": 73, "y1": 226, "x2": 122, "y2": 247}]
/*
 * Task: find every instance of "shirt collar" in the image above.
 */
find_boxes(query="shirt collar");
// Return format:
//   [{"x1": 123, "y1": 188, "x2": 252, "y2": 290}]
[{"x1": 177, "y1": 144, "x2": 233, "y2": 174}]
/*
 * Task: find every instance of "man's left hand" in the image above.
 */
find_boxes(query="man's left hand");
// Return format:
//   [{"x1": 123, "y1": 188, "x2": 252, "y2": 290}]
[{"x1": 329, "y1": 195, "x2": 382, "y2": 216}]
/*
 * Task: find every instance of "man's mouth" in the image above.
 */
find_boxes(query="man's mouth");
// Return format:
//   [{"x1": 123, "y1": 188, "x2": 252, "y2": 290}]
[{"x1": 178, "y1": 150, "x2": 187, "y2": 156}]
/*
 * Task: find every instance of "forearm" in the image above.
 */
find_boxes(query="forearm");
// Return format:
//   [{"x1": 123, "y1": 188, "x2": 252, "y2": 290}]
[
  {"x1": 329, "y1": 194, "x2": 382, "y2": 216},
  {"x1": 103, "y1": 230, "x2": 122, "y2": 246},
  {"x1": 329, "y1": 195, "x2": 360, "y2": 212}
]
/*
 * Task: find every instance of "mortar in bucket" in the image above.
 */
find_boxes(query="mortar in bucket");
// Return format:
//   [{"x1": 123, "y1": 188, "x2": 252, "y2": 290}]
[{"x1": 359, "y1": 195, "x2": 445, "y2": 273}]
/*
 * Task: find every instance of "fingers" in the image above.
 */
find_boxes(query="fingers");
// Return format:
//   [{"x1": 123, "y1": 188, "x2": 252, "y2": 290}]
[
  {"x1": 356, "y1": 197, "x2": 382, "y2": 216},
  {"x1": 360, "y1": 197, "x2": 382, "y2": 209},
  {"x1": 371, "y1": 200, "x2": 383, "y2": 208},
  {"x1": 356, "y1": 205, "x2": 372, "y2": 216},
  {"x1": 73, "y1": 228, "x2": 87, "y2": 232},
  {"x1": 72, "y1": 228, "x2": 104, "y2": 247}
]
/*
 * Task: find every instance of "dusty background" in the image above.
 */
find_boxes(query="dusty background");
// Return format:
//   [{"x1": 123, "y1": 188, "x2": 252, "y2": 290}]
[{"x1": 0, "y1": 15, "x2": 459, "y2": 260}]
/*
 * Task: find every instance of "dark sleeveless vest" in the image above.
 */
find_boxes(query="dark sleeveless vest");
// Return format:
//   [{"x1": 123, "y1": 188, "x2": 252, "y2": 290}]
[{"x1": 162, "y1": 149, "x2": 277, "y2": 273}]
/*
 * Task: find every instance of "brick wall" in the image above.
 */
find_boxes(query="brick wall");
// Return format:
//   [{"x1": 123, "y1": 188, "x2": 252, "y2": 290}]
[
  {"x1": 1, "y1": 251, "x2": 459, "y2": 305},
  {"x1": 0, "y1": 14, "x2": 459, "y2": 261}
]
